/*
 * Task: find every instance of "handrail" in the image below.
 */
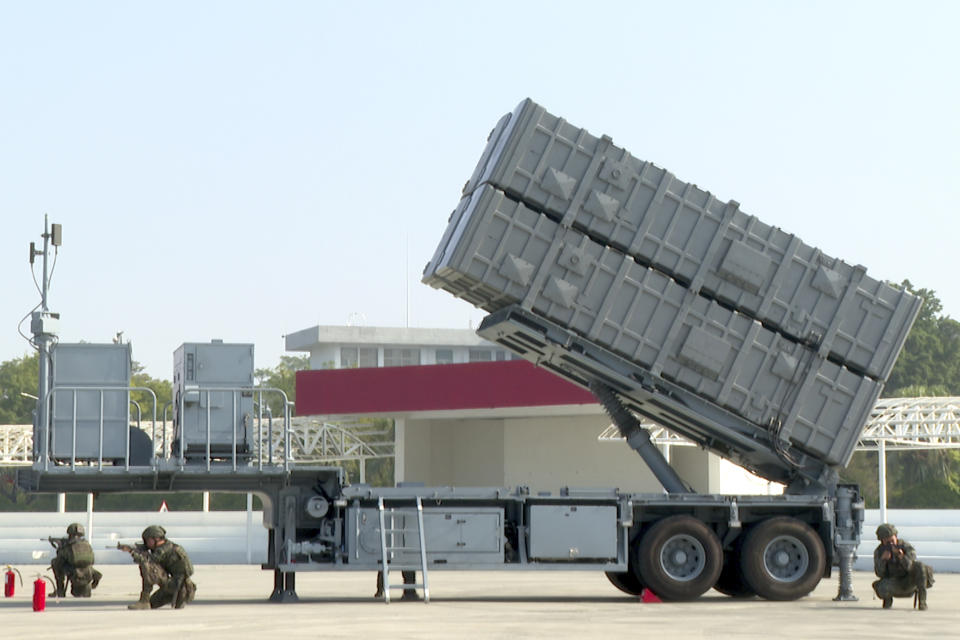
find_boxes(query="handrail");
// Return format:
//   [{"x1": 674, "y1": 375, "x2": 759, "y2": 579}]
[
  {"x1": 44, "y1": 385, "x2": 157, "y2": 470},
  {"x1": 175, "y1": 386, "x2": 291, "y2": 468}
]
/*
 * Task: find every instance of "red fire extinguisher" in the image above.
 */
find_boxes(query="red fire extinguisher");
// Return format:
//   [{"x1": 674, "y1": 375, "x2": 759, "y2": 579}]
[
  {"x1": 33, "y1": 576, "x2": 53, "y2": 612},
  {"x1": 4, "y1": 566, "x2": 23, "y2": 597}
]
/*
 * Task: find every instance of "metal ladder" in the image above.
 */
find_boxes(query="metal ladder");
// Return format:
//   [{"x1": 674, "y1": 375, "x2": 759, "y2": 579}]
[{"x1": 377, "y1": 495, "x2": 430, "y2": 603}]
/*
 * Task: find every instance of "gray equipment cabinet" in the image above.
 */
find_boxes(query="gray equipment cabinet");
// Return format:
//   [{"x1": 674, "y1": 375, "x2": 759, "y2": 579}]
[
  {"x1": 49, "y1": 343, "x2": 131, "y2": 462},
  {"x1": 172, "y1": 340, "x2": 254, "y2": 459}
]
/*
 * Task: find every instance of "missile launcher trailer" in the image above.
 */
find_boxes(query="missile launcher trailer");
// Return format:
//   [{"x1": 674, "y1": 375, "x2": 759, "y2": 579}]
[
  {"x1": 421, "y1": 98, "x2": 921, "y2": 599},
  {"x1": 18, "y1": 101, "x2": 920, "y2": 604}
]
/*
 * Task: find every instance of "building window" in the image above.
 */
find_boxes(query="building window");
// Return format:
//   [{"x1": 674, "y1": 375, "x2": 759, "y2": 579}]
[
  {"x1": 435, "y1": 349, "x2": 454, "y2": 365},
  {"x1": 341, "y1": 347, "x2": 378, "y2": 368},
  {"x1": 384, "y1": 348, "x2": 421, "y2": 367},
  {"x1": 469, "y1": 349, "x2": 492, "y2": 362}
]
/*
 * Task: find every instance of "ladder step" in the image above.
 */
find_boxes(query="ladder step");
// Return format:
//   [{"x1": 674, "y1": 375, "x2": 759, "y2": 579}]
[{"x1": 386, "y1": 583, "x2": 426, "y2": 590}]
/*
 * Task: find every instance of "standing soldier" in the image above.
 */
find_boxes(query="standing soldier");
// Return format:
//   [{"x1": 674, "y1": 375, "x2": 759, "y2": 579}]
[
  {"x1": 872, "y1": 523, "x2": 934, "y2": 610},
  {"x1": 49, "y1": 522, "x2": 102, "y2": 597},
  {"x1": 119, "y1": 525, "x2": 196, "y2": 609}
]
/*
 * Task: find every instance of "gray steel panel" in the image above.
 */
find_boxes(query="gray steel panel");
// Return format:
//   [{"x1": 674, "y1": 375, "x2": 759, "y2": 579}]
[
  {"x1": 347, "y1": 506, "x2": 504, "y2": 566},
  {"x1": 173, "y1": 342, "x2": 254, "y2": 455},
  {"x1": 527, "y1": 505, "x2": 617, "y2": 560},
  {"x1": 425, "y1": 186, "x2": 880, "y2": 443},
  {"x1": 50, "y1": 344, "x2": 131, "y2": 460},
  {"x1": 453, "y1": 99, "x2": 920, "y2": 379}
]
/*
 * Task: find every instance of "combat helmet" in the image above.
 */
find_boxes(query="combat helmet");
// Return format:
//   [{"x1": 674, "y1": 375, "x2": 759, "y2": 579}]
[
  {"x1": 876, "y1": 523, "x2": 898, "y2": 540},
  {"x1": 66, "y1": 522, "x2": 85, "y2": 537},
  {"x1": 142, "y1": 524, "x2": 167, "y2": 541}
]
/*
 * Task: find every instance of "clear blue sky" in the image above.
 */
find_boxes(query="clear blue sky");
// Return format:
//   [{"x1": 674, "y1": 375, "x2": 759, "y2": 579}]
[{"x1": 2, "y1": 1, "x2": 958, "y2": 379}]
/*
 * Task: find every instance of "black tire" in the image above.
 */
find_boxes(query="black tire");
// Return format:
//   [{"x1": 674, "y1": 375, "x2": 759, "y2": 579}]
[
  {"x1": 605, "y1": 571, "x2": 644, "y2": 596},
  {"x1": 635, "y1": 515, "x2": 722, "y2": 601},
  {"x1": 740, "y1": 516, "x2": 825, "y2": 601},
  {"x1": 713, "y1": 549, "x2": 756, "y2": 598}
]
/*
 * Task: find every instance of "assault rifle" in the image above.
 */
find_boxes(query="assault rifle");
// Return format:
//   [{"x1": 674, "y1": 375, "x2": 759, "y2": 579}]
[{"x1": 43, "y1": 536, "x2": 68, "y2": 550}]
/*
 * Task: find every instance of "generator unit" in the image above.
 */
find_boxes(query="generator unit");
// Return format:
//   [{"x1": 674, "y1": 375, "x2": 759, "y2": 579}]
[
  {"x1": 49, "y1": 342, "x2": 131, "y2": 462},
  {"x1": 172, "y1": 340, "x2": 254, "y2": 460}
]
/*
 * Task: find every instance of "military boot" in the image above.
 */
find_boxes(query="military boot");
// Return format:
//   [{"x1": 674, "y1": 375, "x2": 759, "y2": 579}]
[{"x1": 127, "y1": 592, "x2": 151, "y2": 610}]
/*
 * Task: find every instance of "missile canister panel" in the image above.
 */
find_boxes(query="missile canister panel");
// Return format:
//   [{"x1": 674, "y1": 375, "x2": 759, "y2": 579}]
[
  {"x1": 172, "y1": 341, "x2": 254, "y2": 459},
  {"x1": 49, "y1": 343, "x2": 131, "y2": 461},
  {"x1": 425, "y1": 99, "x2": 921, "y2": 480}
]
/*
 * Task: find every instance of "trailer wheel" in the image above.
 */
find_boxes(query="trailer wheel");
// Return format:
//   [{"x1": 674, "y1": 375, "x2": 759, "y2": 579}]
[
  {"x1": 713, "y1": 550, "x2": 756, "y2": 598},
  {"x1": 635, "y1": 515, "x2": 722, "y2": 601},
  {"x1": 605, "y1": 571, "x2": 644, "y2": 596},
  {"x1": 740, "y1": 517, "x2": 825, "y2": 601}
]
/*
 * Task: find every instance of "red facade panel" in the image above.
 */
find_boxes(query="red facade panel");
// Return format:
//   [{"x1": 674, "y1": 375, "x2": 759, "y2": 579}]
[{"x1": 295, "y1": 360, "x2": 596, "y2": 416}]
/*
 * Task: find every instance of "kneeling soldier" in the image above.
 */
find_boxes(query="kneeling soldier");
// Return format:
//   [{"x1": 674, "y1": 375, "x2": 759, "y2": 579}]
[
  {"x1": 119, "y1": 525, "x2": 196, "y2": 609},
  {"x1": 49, "y1": 523, "x2": 102, "y2": 597}
]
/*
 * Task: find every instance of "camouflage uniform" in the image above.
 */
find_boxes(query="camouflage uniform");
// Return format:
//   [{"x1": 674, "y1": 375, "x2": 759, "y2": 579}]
[
  {"x1": 126, "y1": 525, "x2": 196, "y2": 610},
  {"x1": 49, "y1": 523, "x2": 102, "y2": 598},
  {"x1": 872, "y1": 523, "x2": 933, "y2": 610}
]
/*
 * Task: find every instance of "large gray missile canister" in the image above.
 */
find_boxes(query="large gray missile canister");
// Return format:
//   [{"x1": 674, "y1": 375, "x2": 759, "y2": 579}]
[
  {"x1": 172, "y1": 341, "x2": 254, "y2": 459},
  {"x1": 424, "y1": 184, "x2": 882, "y2": 465},
  {"x1": 49, "y1": 343, "x2": 131, "y2": 461},
  {"x1": 425, "y1": 99, "x2": 921, "y2": 485},
  {"x1": 441, "y1": 98, "x2": 920, "y2": 381}
]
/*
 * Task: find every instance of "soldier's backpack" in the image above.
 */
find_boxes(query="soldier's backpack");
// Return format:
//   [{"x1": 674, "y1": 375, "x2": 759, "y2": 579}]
[
  {"x1": 923, "y1": 563, "x2": 935, "y2": 589},
  {"x1": 63, "y1": 540, "x2": 95, "y2": 568},
  {"x1": 174, "y1": 543, "x2": 194, "y2": 577}
]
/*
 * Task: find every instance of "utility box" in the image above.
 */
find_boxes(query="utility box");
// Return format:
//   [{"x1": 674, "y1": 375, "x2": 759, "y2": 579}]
[
  {"x1": 172, "y1": 341, "x2": 254, "y2": 459},
  {"x1": 527, "y1": 505, "x2": 618, "y2": 561},
  {"x1": 49, "y1": 343, "x2": 131, "y2": 461}
]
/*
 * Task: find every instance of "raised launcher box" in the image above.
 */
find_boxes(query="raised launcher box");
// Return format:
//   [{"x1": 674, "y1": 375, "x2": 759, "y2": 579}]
[
  {"x1": 453, "y1": 98, "x2": 920, "y2": 381},
  {"x1": 424, "y1": 185, "x2": 882, "y2": 465},
  {"x1": 172, "y1": 341, "x2": 254, "y2": 460},
  {"x1": 49, "y1": 343, "x2": 131, "y2": 462}
]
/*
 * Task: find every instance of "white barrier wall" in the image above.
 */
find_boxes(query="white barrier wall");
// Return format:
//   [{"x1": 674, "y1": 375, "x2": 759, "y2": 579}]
[
  {"x1": 857, "y1": 509, "x2": 960, "y2": 573},
  {"x1": 0, "y1": 511, "x2": 268, "y2": 565},
  {"x1": 3, "y1": 508, "x2": 957, "y2": 571}
]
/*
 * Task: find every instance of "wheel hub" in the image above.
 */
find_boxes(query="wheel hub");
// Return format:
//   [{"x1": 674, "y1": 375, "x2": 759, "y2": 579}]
[
  {"x1": 762, "y1": 535, "x2": 809, "y2": 582},
  {"x1": 659, "y1": 534, "x2": 705, "y2": 582}
]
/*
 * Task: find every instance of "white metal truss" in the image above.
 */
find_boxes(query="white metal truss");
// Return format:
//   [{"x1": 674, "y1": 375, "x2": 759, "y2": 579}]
[
  {"x1": 857, "y1": 397, "x2": 960, "y2": 450},
  {"x1": 598, "y1": 397, "x2": 960, "y2": 452},
  {"x1": 0, "y1": 417, "x2": 395, "y2": 467},
  {"x1": 0, "y1": 425, "x2": 32, "y2": 465}
]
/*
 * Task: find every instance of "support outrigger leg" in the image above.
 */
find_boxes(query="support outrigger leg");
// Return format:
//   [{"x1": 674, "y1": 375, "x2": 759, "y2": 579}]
[{"x1": 269, "y1": 570, "x2": 299, "y2": 602}]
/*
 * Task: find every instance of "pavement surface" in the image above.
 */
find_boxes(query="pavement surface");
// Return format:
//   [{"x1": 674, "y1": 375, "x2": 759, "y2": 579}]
[{"x1": 0, "y1": 565, "x2": 954, "y2": 639}]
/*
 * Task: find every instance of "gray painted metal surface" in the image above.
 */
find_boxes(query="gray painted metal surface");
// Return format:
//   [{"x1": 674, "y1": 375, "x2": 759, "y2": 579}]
[
  {"x1": 173, "y1": 341, "x2": 255, "y2": 459},
  {"x1": 49, "y1": 343, "x2": 131, "y2": 461},
  {"x1": 442, "y1": 98, "x2": 919, "y2": 381},
  {"x1": 425, "y1": 98, "x2": 921, "y2": 490}
]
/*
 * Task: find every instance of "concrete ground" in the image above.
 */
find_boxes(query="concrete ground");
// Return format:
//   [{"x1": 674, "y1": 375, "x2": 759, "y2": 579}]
[{"x1": 0, "y1": 565, "x2": 953, "y2": 639}]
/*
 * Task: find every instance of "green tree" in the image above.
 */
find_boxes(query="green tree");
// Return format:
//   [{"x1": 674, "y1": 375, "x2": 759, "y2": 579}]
[
  {"x1": 839, "y1": 284, "x2": 960, "y2": 508},
  {"x1": 884, "y1": 282, "x2": 960, "y2": 396},
  {"x1": 254, "y1": 355, "x2": 308, "y2": 417},
  {"x1": 130, "y1": 361, "x2": 172, "y2": 423},
  {"x1": 0, "y1": 352, "x2": 39, "y2": 424}
]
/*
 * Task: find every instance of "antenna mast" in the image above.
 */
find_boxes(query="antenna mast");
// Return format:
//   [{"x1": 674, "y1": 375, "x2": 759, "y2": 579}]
[{"x1": 30, "y1": 215, "x2": 61, "y2": 463}]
